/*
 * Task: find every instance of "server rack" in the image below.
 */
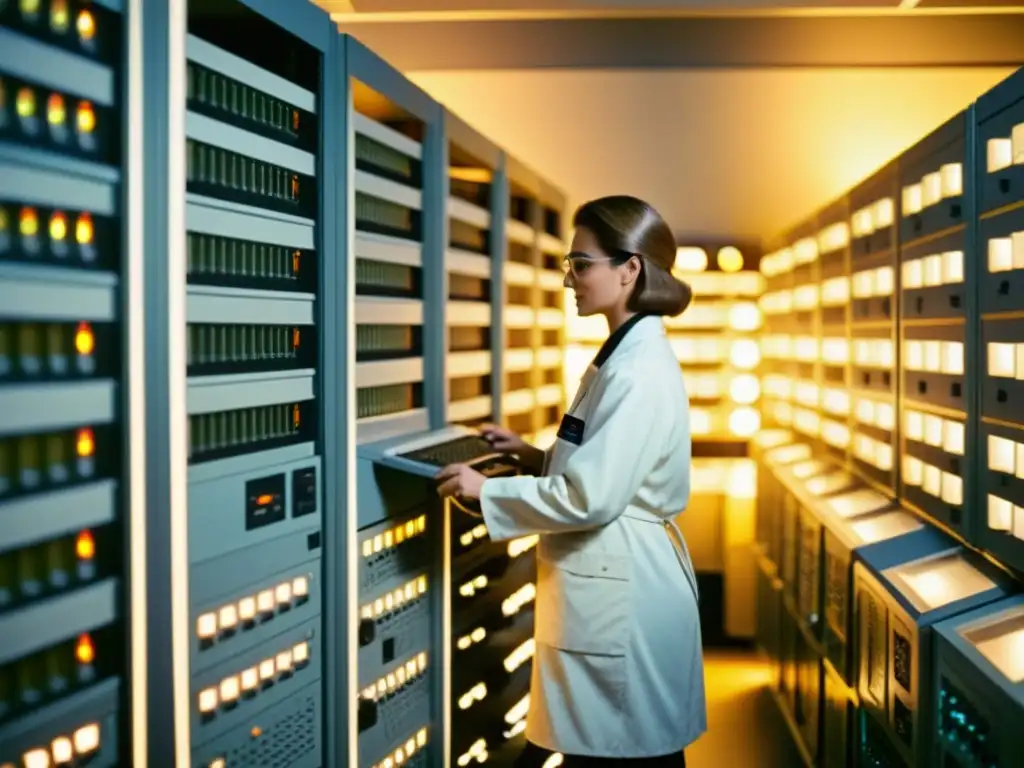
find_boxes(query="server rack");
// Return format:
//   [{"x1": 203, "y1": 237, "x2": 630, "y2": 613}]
[
  {"x1": 759, "y1": 241, "x2": 798, "y2": 434},
  {"x1": 897, "y1": 112, "x2": 976, "y2": 541},
  {"x1": 974, "y1": 67, "x2": 1024, "y2": 575},
  {"x1": 932, "y1": 594, "x2": 1024, "y2": 768},
  {"x1": 534, "y1": 180, "x2": 567, "y2": 446},
  {"x1": 343, "y1": 35, "x2": 443, "y2": 768},
  {"x1": 178, "y1": 2, "x2": 336, "y2": 767},
  {"x1": 0, "y1": 0, "x2": 139, "y2": 763},
  {"x1": 442, "y1": 110, "x2": 501, "y2": 431},
  {"x1": 815, "y1": 200, "x2": 853, "y2": 468},
  {"x1": 500, "y1": 155, "x2": 542, "y2": 440},
  {"x1": 853, "y1": 543, "x2": 1012, "y2": 767},
  {"x1": 848, "y1": 162, "x2": 900, "y2": 497}
]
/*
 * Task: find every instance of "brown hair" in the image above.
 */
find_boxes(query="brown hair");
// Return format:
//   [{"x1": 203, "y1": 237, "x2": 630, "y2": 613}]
[{"x1": 572, "y1": 195, "x2": 693, "y2": 317}]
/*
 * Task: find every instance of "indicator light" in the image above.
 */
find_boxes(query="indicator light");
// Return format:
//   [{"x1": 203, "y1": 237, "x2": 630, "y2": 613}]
[
  {"x1": 292, "y1": 250, "x2": 300, "y2": 274},
  {"x1": 51, "y1": 737, "x2": 73, "y2": 763},
  {"x1": 76, "y1": 101, "x2": 95, "y2": 134},
  {"x1": 75, "y1": 530, "x2": 95, "y2": 560},
  {"x1": 74, "y1": 324, "x2": 95, "y2": 357},
  {"x1": 238, "y1": 597, "x2": 256, "y2": 620},
  {"x1": 75, "y1": 633, "x2": 95, "y2": 665},
  {"x1": 50, "y1": 0, "x2": 70, "y2": 32},
  {"x1": 250, "y1": 726, "x2": 262, "y2": 739},
  {"x1": 292, "y1": 404, "x2": 300, "y2": 428},
  {"x1": 292, "y1": 110, "x2": 300, "y2": 132},
  {"x1": 76, "y1": 9, "x2": 95, "y2": 41},
  {"x1": 75, "y1": 213, "x2": 94, "y2": 245},
  {"x1": 49, "y1": 212, "x2": 68, "y2": 241},
  {"x1": 19, "y1": 0, "x2": 41, "y2": 19},
  {"x1": 0, "y1": 207, "x2": 9, "y2": 233},
  {"x1": 256, "y1": 493, "x2": 273, "y2": 506},
  {"x1": 76, "y1": 428, "x2": 95, "y2": 457},
  {"x1": 46, "y1": 93, "x2": 66, "y2": 126},
  {"x1": 16, "y1": 87, "x2": 36, "y2": 118},
  {"x1": 197, "y1": 612, "x2": 217, "y2": 638},
  {"x1": 73, "y1": 724, "x2": 100, "y2": 754},
  {"x1": 22, "y1": 749, "x2": 48, "y2": 768},
  {"x1": 290, "y1": 175, "x2": 299, "y2": 198},
  {"x1": 258, "y1": 659, "x2": 275, "y2": 680},
  {"x1": 19, "y1": 207, "x2": 39, "y2": 237},
  {"x1": 198, "y1": 688, "x2": 218, "y2": 713},
  {"x1": 241, "y1": 668, "x2": 258, "y2": 690},
  {"x1": 292, "y1": 328, "x2": 300, "y2": 348}
]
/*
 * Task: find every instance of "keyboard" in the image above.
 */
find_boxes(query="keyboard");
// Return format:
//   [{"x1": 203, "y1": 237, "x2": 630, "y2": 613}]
[{"x1": 398, "y1": 435, "x2": 499, "y2": 467}]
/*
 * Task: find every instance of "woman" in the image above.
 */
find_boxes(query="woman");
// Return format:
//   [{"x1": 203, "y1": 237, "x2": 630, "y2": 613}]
[{"x1": 436, "y1": 195, "x2": 705, "y2": 766}]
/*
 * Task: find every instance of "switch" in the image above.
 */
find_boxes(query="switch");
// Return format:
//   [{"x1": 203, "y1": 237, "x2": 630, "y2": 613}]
[{"x1": 291, "y1": 467, "x2": 317, "y2": 517}]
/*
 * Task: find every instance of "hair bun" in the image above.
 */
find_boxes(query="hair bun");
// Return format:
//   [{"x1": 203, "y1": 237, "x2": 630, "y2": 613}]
[{"x1": 631, "y1": 260, "x2": 693, "y2": 317}]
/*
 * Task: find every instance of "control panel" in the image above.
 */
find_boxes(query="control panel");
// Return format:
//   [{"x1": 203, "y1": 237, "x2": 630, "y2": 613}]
[
  {"x1": 182, "y1": 3, "x2": 324, "y2": 765},
  {"x1": 0, "y1": 1, "x2": 129, "y2": 765}
]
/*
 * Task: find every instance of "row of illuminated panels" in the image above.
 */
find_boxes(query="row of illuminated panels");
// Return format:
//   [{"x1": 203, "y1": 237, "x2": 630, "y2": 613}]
[{"x1": 563, "y1": 270, "x2": 766, "y2": 440}]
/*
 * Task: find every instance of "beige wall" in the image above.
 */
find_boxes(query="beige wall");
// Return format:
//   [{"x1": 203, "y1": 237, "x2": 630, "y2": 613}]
[{"x1": 410, "y1": 67, "x2": 1014, "y2": 240}]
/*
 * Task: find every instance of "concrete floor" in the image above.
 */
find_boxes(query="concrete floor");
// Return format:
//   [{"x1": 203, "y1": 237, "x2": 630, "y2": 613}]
[{"x1": 685, "y1": 649, "x2": 802, "y2": 768}]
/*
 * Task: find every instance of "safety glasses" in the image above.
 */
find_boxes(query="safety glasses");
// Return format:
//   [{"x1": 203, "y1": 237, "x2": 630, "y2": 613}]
[{"x1": 561, "y1": 252, "x2": 616, "y2": 279}]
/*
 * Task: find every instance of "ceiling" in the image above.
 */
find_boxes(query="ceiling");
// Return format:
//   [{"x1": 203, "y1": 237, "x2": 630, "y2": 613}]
[{"x1": 310, "y1": 0, "x2": 1024, "y2": 240}]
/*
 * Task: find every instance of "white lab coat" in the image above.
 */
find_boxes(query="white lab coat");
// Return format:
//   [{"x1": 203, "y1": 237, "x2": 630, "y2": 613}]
[{"x1": 480, "y1": 315, "x2": 707, "y2": 758}]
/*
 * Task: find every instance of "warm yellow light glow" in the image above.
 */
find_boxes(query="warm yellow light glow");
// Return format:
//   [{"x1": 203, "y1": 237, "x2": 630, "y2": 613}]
[
  {"x1": 717, "y1": 246, "x2": 744, "y2": 273},
  {"x1": 675, "y1": 246, "x2": 708, "y2": 272},
  {"x1": 728, "y1": 302, "x2": 761, "y2": 331},
  {"x1": 729, "y1": 407, "x2": 760, "y2": 437},
  {"x1": 729, "y1": 374, "x2": 760, "y2": 404}
]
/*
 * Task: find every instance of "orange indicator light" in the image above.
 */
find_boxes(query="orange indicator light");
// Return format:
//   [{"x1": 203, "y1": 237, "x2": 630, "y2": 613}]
[
  {"x1": 46, "y1": 93, "x2": 66, "y2": 126},
  {"x1": 16, "y1": 87, "x2": 35, "y2": 118},
  {"x1": 76, "y1": 530, "x2": 96, "y2": 560},
  {"x1": 50, "y1": 0, "x2": 70, "y2": 32},
  {"x1": 19, "y1": 207, "x2": 38, "y2": 237},
  {"x1": 250, "y1": 726, "x2": 263, "y2": 739},
  {"x1": 256, "y1": 494, "x2": 273, "y2": 506},
  {"x1": 75, "y1": 633, "x2": 95, "y2": 665},
  {"x1": 292, "y1": 328, "x2": 300, "y2": 349},
  {"x1": 76, "y1": 427, "x2": 95, "y2": 457},
  {"x1": 49, "y1": 212, "x2": 68, "y2": 241},
  {"x1": 76, "y1": 100, "x2": 96, "y2": 133},
  {"x1": 291, "y1": 251, "x2": 300, "y2": 274},
  {"x1": 293, "y1": 405, "x2": 300, "y2": 429},
  {"x1": 75, "y1": 212, "x2": 94, "y2": 245},
  {"x1": 76, "y1": 9, "x2": 95, "y2": 41}
]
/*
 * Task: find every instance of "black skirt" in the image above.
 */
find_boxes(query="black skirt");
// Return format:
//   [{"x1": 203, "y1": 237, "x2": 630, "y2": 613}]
[{"x1": 514, "y1": 741, "x2": 686, "y2": 767}]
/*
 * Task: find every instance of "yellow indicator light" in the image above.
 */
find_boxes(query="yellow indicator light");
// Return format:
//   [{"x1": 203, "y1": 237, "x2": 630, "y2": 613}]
[
  {"x1": 46, "y1": 93, "x2": 66, "y2": 126},
  {"x1": 19, "y1": 0, "x2": 42, "y2": 18},
  {"x1": 76, "y1": 100, "x2": 96, "y2": 133},
  {"x1": 75, "y1": 212, "x2": 94, "y2": 245},
  {"x1": 717, "y1": 246, "x2": 744, "y2": 273},
  {"x1": 50, "y1": 0, "x2": 70, "y2": 32},
  {"x1": 75, "y1": 529, "x2": 95, "y2": 560},
  {"x1": 49, "y1": 211, "x2": 67, "y2": 241},
  {"x1": 19, "y1": 207, "x2": 39, "y2": 237},
  {"x1": 16, "y1": 87, "x2": 35, "y2": 118},
  {"x1": 75, "y1": 324, "x2": 95, "y2": 357},
  {"x1": 76, "y1": 633, "x2": 95, "y2": 664},
  {"x1": 76, "y1": 9, "x2": 96, "y2": 41}
]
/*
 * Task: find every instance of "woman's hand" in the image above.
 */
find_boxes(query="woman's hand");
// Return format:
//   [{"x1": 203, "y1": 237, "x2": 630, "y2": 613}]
[
  {"x1": 479, "y1": 423, "x2": 528, "y2": 454},
  {"x1": 435, "y1": 463, "x2": 488, "y2": 501}
]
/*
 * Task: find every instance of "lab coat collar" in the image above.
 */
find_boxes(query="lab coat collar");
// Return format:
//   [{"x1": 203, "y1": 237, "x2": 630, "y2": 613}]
[{"x1": 592, "y1": 313, "x2": 664, "y2": 369}]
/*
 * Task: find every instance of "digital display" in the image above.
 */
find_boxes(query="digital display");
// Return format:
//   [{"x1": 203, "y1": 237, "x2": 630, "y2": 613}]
[{"x1": 244, "y1": 473, "x2": 285, "y2": 531}]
